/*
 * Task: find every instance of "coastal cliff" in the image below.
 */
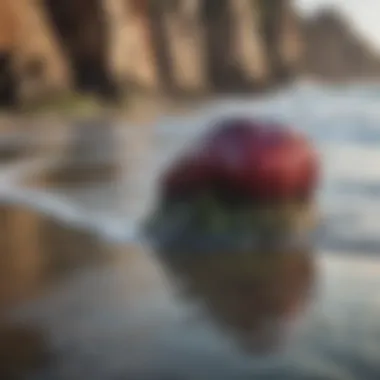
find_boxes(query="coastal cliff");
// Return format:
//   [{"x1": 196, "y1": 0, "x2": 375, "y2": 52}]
[
  {"x1": 0, "y1": 0, "x2": 303, "y2": 107},
  {"x1": 301, "y1": 8, "x2": 380, "y2": 80}
]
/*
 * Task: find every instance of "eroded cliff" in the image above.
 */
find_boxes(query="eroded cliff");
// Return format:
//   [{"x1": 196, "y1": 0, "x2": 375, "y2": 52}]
[{"x1": 0, "y1": 0, "x2": 303, "y2": 107}]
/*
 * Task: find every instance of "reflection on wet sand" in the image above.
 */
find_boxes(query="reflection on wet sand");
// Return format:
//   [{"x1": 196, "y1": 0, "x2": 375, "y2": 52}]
[
  {"x1": 2, "y1": 119, "x2": 377, "y2": 379},
  {"x1": 0, "y1": 323, "x2": 49, "y2": 380},
  {"x1": 164, "y1": 249, "x2": 316, "y2": 353},
  {"x1": 0, "y1": 199, "x2": 315, "y2": 378},
  {"x1": 0, "y1": 204, "x2": 116, "y2": 379},
  {"x1": 0, "y1": 206, "x2": 112, "y2": 310},
  {"x1": 2, "y1": 203, "x2": 379, "y2": 379}
]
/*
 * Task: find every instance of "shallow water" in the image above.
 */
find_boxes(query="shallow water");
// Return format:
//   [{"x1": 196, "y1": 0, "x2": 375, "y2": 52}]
[{"x1": 2, "y1": 84, "x2": 380, "y2": 379}]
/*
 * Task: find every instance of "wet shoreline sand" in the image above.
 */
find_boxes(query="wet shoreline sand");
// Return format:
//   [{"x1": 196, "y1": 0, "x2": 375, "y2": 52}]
[{"x1": 1, "y1": 84, "x2": 380, "y2": 378}]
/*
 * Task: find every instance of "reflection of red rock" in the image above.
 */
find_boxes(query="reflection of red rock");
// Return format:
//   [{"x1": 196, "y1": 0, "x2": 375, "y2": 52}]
[
  {"x1": 162, "y1": 118, "x2": 319, "y2": 201},
  {"x1": 155, "y1": 117, "x2": 319, "y2": 353},
  {"x1": 0, "y1": 324, "x2": 48, "y2": 378},
  {"x1": 171, "y1": 249, "x2": 315, "y2": 353}
]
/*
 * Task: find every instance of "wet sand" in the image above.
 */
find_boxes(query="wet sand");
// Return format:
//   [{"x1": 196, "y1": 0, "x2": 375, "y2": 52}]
[
  {"x1": 0, "y1": 204, "x2": 118, "y2": 379},
  {"x1": 0, "y1": 117, "x2": 380, "y2": 379},
  {"x1": 1, "y1": 213, "x2": 379, "y2": 380},
  {"x1": 0, "y1": 120, "x2": 128, "y2": 379}
]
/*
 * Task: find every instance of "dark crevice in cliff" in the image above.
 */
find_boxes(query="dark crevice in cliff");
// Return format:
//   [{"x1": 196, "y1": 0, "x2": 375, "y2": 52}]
[
  {"x1": 43, "y1": 0, "x2": 120, "y2": 101},
  {"x1": 0, "y1": 53, "x2": 18, "y2": 108},
  {"x1": 257, "y1": 0, "x2": 293, "y2": 84},
  {"x1": 201, "y1": 0, "x2": 253, "y2": 92}
]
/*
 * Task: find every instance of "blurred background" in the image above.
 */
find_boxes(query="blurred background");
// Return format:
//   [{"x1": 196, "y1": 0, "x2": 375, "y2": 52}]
[{"x1": 1, "y1": 1, "x2": 380, "y2": 379}]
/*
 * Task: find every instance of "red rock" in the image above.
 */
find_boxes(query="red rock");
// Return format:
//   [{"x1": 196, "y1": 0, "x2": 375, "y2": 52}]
[{"x1": 162, "y1": 118, "x2": 319, "y2": 201}]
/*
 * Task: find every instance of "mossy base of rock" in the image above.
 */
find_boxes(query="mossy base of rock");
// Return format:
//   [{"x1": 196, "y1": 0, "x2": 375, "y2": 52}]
[{"x1": 147, "y1": 198, "x2": 318, "y2": 256}]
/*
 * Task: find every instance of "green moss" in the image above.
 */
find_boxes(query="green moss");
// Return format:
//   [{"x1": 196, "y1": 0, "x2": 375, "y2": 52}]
[
  {"x1": 19, "y1": 94, "x2": 102, "y2": 116},
  {"x1": 16, "y1": 92, "x2": 130, "y2": 117}
]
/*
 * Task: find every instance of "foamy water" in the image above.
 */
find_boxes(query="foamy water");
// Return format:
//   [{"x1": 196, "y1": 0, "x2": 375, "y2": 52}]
[{"x1": 2, "y1": 82, "x2": 380, "y2": 249}]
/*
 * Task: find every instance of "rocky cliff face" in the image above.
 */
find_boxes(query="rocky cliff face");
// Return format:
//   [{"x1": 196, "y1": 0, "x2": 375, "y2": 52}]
[
  {"x1": 0, "y1": 0, "x2": 303, "y2": 107},
  {"x1": 301, "y1": 9, "x2": 380, "y2": 80},
  {"x1": 43, "y1": 0, "x2": 121, "y2": 100},
  {"x1": 0, "y1": 0, "x2": 70, "y2": 106}
]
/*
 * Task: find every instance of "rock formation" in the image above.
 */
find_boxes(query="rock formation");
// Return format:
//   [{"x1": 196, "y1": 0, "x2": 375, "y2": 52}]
[
  {"x1": 301, "y1": 8, "x2": 380, "y2": 80},
  {"x1": 0, "y1": 0, "x2": 304, "y2": 107},
  {"x1": 115, "y1": 0, "x2": 303, "y2": 94},
  {"x1": 0, "y1": 0, "x2": 69, "y2": 107}
]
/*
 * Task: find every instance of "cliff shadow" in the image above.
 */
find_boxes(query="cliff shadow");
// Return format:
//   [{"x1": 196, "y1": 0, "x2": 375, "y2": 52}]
[
  {"x1": 256, "y1": 0, "x2": 295, "y2": 84},
  {"x1": 0, "y1": 204, "x2": 112, "y2": 311},
  {"x1": 43, "y1": 0, "x2": 120, "y2": 102},
  {"x1": 0, "y1": 53, "x2": 18, "y2": 109},
  {"x1": 201, "y1": 0, "x2": 253, "y2": 93},
  {"x1": 0, "y1": 322, "x2": 49, "y2": 379}
]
